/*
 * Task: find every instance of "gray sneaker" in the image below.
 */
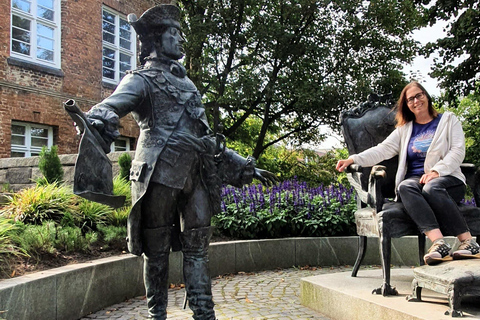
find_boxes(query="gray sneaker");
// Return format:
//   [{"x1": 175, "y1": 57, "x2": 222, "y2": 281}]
[
  {"x1": 424, "y1": 239, "x2": 453, "y2": 265},
  {"x1": 452, "y1": 238, "x2": 480, "y2": 260}
]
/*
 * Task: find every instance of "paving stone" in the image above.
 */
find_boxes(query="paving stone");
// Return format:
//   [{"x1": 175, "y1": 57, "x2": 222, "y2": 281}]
[{"x1": 81, "y1": 267, "x2": 344, "y2": 319}]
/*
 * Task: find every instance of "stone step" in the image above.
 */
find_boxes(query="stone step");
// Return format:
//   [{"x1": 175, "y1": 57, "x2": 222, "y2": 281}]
[{"x1": 300, "y1": 267, "x2": 480, "y2": 320}]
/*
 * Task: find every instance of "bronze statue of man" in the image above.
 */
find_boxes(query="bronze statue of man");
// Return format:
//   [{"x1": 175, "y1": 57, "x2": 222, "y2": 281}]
[{"x1": 80, "y1": 5, "x2": 276, "y2": 320}]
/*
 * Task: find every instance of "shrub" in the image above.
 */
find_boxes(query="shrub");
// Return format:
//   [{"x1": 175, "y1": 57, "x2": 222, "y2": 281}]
[
  {"x1": 1, "y1": 183, "x2": 12, "y2": 193},
  {"x1": 213, "y1": 178, "x2": 356, "y2": 239},
  {"x1": 0, "y1": 217, "x2": 27, "y2": 275},
  {"x1": 107, "y1": 207, "x2": 130, "y2": 227},
  {"x1": 0, "y1": 183, "x2": 77, "y2": 225},
  {"x1": 98, "y1": 225, "x2": 127, "y2": 250},
  {"x1": 113, "y1": 175, "x2": 132, "y2": 206},
  {"x1": 106, "y1": 175, "x2": 132, "y2": 227},
  {"x1": 14, "y1": 222, "x2": 99, "y2": 256},
  {"x1": 76, "y1": 199, "x2": 111, "y2": 232},
  {"x1": 56, "y1": 227, "x2": 97, "y2": 253},
  {"x1": 16, "y1": 222, "x2": 57, "y2": 256},
  {"x1": 38, "y1": 146, "x2": 64, "y2": 184},
  {"x1": 251, "y1": 145, "x2": 350, "y2": 188},
  {"x1": 118, "y1": 153, "x2": 132, "y2": 181}
]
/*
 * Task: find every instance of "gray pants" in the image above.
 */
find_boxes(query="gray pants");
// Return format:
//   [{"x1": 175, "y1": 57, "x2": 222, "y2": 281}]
[{"x1": 397, "y1": 175, "x2": 470, "y2": 236}]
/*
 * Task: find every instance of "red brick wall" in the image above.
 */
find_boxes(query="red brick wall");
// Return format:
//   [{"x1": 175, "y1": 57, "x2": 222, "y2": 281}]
[{"x1": 0, "y1": 0, "x2": 174, "y2": 159}]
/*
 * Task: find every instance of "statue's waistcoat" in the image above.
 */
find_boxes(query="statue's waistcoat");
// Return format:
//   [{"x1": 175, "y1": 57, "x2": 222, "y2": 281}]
[{"x1": 129, "y1": 66, "x2": 210, "y2": 194}]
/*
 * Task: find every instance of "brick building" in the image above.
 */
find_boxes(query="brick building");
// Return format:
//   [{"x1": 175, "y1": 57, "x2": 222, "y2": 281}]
[{"x1": 0, "y1": 0, "x2": 171, "y2": 159}]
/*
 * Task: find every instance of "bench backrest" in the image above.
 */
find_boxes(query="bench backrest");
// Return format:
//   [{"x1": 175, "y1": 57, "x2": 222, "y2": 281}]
[{"x1": 340, "y1": 95, "x2": 398, "y2": 198}]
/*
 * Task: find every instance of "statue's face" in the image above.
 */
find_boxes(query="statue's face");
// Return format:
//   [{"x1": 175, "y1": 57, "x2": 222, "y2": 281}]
[{"x1": 159, "y1": 26, "x2": 184, "y2": 60}]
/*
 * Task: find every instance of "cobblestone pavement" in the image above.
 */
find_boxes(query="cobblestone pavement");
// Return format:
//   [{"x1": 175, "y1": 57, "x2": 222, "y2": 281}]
[{"x1": 81, "y1": 266, "x2": 354, "y2": 319}]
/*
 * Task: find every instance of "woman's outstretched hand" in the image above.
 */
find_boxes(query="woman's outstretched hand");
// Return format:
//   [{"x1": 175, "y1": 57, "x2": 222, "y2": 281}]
[{"x1": 336, "y1": 158, "x2": 354, "y2": 172}]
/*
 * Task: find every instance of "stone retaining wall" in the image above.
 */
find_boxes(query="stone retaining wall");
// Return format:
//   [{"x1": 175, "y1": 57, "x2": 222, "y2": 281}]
[{"x1": 0, "y1": 151, "x2": 135, "y2": 192}]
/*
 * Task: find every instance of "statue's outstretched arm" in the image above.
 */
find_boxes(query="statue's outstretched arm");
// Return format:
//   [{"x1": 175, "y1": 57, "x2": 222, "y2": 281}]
[{"x1": 85, "y1": 73, "x2": 148, "y2": 148}]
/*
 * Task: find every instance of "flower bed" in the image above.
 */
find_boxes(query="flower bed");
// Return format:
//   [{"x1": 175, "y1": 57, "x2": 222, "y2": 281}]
[{"x1": 214, "y1": 178, "x2": 357, "y2": 239}]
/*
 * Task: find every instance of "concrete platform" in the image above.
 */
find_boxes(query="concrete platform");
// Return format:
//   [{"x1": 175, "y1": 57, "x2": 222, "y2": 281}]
[{"x1": 300, "y1": 267, "x2": 480, "y2": 320}]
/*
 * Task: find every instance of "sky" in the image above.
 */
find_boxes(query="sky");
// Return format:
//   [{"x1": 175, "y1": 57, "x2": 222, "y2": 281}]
[{"x1": 403, "y1": 20, "x2": 451, "y2": 97}]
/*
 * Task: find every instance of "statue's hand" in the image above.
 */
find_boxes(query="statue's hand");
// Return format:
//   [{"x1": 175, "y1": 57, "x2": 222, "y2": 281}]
[
  {"x1": 89, "y1": 118, "x2": 105, "y2": 131},
  {"x1": 253, "y1": 168, "x2": 278, "y2": 187},
  {"x1": 84, "y1": 117, "x2": 117, "y2": 146}
]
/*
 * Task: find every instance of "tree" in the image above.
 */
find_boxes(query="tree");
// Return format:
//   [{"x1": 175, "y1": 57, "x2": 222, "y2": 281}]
[
  {"x1": 441, "y1": 93, "x2": 480, "y2": 166},
  {"x1": 38, "y1": 146, "x2": 64, "y2": 184},
  {"x1": 421, "y1": 0, "x2": 480, "y2": 104},
  {"x1": 180, "y1": 0, "x2": 423, "y2": 159}
]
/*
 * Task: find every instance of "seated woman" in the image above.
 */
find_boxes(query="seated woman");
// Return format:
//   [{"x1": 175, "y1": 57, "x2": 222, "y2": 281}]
[{"x1": 336, "y1": 81, "x2": 480, "y2": 265}]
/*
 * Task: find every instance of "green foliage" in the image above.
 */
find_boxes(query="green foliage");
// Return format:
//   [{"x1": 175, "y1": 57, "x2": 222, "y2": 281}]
[
  {"x1": 181, "y1": 0, "x2": 422, "y2": 158},
  {"x1": 13, "y1": 222, "x2": 98, "y2": 256},
  {"x1": 97, "y1": 225, "x2": 127, "y2": 250},
  {"x1": 118, "y1": 153, "x2": 132, "y2": 181},
  {"x1": 15, "y1": 222, "x2": 57, "y2": 255},
  {"x1": 235, "y1": 142, "x2": 350, "y2": 187},
  {"x1": 440, "y1": 93, "x2": 480, "y2": 166},
  {"x1": 0, "y1": 178, "x2": 132, "y2": 266},
  {"x1": 98, "y1": 225, "x2": 126, "y2": 243},
  {"x1": 0, "y1": 175, "x2": 132, "y2": 232},
  {"x1": 76, "y1": 199, "x2": 110, "y2": 232},
  {"x1": 106, "y1": 175, "x2": 132, "y2": 227},
  {"x1": 106, "y1": 207, "x2": 130, "y2": 227},
  {"x1": 0, "y1": 183, "x2": 77, "y2": 225},
  {"x1": 1, "y1": 183, "x2": 12, "y2": 193},
  {"x1": 38, "y1": 146, "x2": 64, "y2": 184},
  {"x1": 56, "y1": 227, "x2": 97, "y2": 253},
  {"x1": 113, "y1": 175, "x2": 132, "y2": 207},
  {"x1": 422, "y1": 1, "x2": 480, "y2": 103},
  {"x1": 0, "y1": 217, "x2": 27, "y2": 274}
]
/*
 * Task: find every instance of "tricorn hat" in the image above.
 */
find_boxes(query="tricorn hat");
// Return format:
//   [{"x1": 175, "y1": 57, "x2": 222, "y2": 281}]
[{"x1": 128, "y1": 5, "x2": 180, "y2": 40}]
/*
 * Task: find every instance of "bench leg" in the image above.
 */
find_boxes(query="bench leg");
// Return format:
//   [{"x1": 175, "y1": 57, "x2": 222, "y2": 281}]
[
  {"x1": 372, "y1": 234, "x2": 398, "y2": 296},
  {"x1": 351, "y1": 236, "x2": 367, "y2": 277},
  {"x1": 418, "y1": 235, "x2": 426, "y2": 266},
  {"x1": 406, "y1": 278, "x2": 422, "y2": 302},
  {"x1": 445, "y1": 286, "x2": 464, "y2": 317}
]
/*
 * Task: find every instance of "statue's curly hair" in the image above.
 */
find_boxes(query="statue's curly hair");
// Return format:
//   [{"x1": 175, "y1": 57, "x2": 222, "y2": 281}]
[{"x1": 138, "y1": 26, "x2": 169, "y2": 66}]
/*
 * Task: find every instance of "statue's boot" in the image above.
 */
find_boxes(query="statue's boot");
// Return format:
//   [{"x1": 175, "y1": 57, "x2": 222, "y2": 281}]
[
  {"x1": 180, "y1": 227, "x2": 216, "y2": 320},
  {"x1": 143, "y1": 227, "x2": 171, "y2": 320}
]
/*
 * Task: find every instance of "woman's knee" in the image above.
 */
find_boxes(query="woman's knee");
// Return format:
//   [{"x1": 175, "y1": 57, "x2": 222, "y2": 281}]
[
  {"x1": 397, "y1": 179, "x2": 420, "y2": 195},
  {"x1": 422, "y1": 182, "x2": 444, "y2": 199}
]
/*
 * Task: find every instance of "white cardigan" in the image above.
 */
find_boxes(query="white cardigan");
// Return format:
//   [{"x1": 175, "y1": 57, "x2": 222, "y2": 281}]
[{"x1": 350, "y1": 111, "x2": 466, "y2": 193}]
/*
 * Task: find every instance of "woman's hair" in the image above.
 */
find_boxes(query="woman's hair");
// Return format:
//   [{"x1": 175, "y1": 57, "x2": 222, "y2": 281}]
[{"x1": 395, "y1": 81, "x2": 437, "y2": 127}]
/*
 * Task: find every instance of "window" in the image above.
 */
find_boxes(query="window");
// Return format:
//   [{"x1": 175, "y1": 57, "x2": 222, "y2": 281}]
[
  {"x1": 10, "y1": 0, "x2": 61, "y2": 68},
  {"x1": 111, "y1": 137, "x2": 131, "y2": 152},
  {"x1": 11, "y1": 122, "x2": 53, "y2": 157},
  {"x1": 102, "y1": 7, "x2": 136, "y2": 83}
]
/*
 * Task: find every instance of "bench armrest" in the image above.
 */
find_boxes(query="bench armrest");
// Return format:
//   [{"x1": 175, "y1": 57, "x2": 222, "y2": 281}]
[
  {"x1": 368, "y1": 165, "x2": 387, "y2": 213},
  {"x1": 346, "y1": 164, "x2": 387, "y2": 212}
]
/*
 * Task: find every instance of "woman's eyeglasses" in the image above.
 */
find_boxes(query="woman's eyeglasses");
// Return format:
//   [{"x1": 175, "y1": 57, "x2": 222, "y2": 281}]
[{"x1": 406, "y1": 92, "x2": 425, "y2": 105}]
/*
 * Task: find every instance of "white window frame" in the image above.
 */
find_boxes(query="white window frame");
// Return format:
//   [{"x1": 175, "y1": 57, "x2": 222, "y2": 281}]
[
  {"x1": 111, "y1": 136, "x2": 131, "y2": 152},
  {"x1": 11, "y1": 121, "x2": 54, "y2": 157},
  {"x1": 102, "y1": 6, "x2": 136, "y2": 84},
  {"x1": 10, "y1": 0, "x2": 62, "y2": 68}
]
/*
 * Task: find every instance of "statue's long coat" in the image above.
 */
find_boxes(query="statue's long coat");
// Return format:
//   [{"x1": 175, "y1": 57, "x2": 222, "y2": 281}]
[{"x1": 88, "y1": 63, "x2": 253, "y2": 256}]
